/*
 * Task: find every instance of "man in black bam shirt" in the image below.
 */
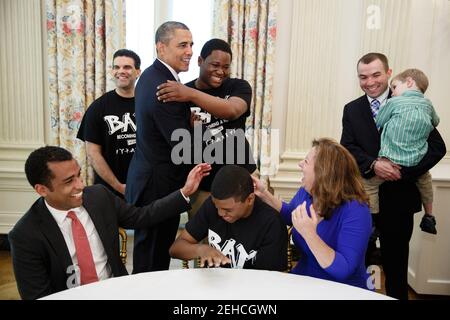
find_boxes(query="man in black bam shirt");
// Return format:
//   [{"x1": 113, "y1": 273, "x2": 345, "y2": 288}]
[
  {"x1": 77, "y1": 49, "x2": 141, "y2": 198},
  {"x1": 156, "y1": 38, "x2": 257, "y2": 217}
]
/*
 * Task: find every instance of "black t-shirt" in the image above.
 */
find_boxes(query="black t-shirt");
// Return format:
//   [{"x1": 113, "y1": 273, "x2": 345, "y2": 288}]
[
  {"x1": 77, "y1": 90, "x2": 136, "y2": 194},
  {"x1": 186, "y1": 196, "x2": 288, "y2": 271},
  {"x1": 186, "y1": 78, "x2": 257, "y2": 191}
]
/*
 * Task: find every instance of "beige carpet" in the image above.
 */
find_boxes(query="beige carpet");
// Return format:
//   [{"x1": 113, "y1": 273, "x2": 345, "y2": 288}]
[{"x1": 0, "y1": 251, "x2": 20, "y2": 300}]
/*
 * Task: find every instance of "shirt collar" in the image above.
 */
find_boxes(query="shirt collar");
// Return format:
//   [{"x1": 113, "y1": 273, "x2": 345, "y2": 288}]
[
  {"x1": 402, "y1": 89, "x2": 423, "y2": 98},
  {"x1": 44, "y1": 200, "x2": 83, "y2": 226},
  {"x1": 157, "y1": 58, "x2": 180, "y2": 82},
  {"x1": 367, "y1": 87, "x2": 390, "y2": 106}
]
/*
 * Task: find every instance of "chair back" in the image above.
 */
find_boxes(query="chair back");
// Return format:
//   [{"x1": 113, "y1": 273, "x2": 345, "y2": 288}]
[
  {"x1": 118, "y1": 227, "x2": 127, "y2": 265},
  {"x1": 286, "y1": 226, "x2": 294, "y2": 272}
]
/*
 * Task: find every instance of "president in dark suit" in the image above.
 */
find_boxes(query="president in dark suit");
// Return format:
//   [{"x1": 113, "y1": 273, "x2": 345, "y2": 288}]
[
  {"x1": 9, "y1": 146, "x2": 210, "y2": 300},
  {"x1": 340, "y1": 52, "x2": 446, "y2": 299},
  {"x1": 125, "y1": 21, "x2": 195, "y2": 273}
]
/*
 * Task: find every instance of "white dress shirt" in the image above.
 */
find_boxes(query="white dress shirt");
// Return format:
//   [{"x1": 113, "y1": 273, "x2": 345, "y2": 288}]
[
  {"x1": 45, "y1": 201, "x2": 112, "y2": 285},
  {"x1": 367, "y1": 88, "x2": 389, "y2": 109}
]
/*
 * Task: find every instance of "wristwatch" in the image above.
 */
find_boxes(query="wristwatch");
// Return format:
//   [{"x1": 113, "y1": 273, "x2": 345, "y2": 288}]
[{"x1": 365, "y1": 158, "x2": 378, "y2": 175}]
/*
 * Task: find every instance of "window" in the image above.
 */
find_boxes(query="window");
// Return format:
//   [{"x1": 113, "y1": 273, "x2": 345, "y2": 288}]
[
  {"x1": 125, "y1": 0, "x2": 155, "y2": 71},
  {"x1": 126, "y1": 0, "x2": 213, "y2": 83},
  {"x1": 170, "y1": 0, "x2": 213, "y2": 82}
]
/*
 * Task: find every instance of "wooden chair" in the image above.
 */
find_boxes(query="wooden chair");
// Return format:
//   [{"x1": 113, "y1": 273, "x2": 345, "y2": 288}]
[
  {"x1": 286, "y1": 226, "x2": 294, "y2": 272},
  {"x1": 118, "y1": 227, "x2": 127, "y2": 265},
  {"x1": 182, "y1": 257, "x2": 201, "y2": 269}
]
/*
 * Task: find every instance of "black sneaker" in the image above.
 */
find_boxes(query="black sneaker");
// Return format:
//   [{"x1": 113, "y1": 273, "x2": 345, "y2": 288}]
[{"x1": 420, "y1": 214, "x2": 437, "y2": 235}]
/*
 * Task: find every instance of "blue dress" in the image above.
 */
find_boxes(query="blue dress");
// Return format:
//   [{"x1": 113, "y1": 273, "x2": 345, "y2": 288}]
[{"x1": 281, "y1": 188, "x2": 372, "y2": 289}]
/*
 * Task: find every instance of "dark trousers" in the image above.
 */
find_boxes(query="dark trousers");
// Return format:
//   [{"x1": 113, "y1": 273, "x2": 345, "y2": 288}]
[
  {"x1": 132, "y1": 184, "x2": 181, "y2": 273},
  {"x1": 379, "y1": 209, "x2": 414, "y2": 300},
  {"x1": 365, "y1": 214, "x2": 381, "y2": 266},
  {"x1": 132, "y1": 216, "x2": 180, "y2": 273}
]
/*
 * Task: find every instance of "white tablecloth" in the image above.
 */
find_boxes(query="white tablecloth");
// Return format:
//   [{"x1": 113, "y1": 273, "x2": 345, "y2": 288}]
[{"x1": 41, "y1": 268, "x2": 393, "y2": 300}]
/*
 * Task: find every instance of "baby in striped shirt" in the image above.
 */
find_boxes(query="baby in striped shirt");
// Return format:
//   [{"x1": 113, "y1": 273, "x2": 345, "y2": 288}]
[{"x1": 364, "y1": 68, "x2": 440, "y2": 234}]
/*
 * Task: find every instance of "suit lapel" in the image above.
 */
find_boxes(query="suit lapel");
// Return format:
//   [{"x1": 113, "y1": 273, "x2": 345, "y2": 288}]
[
  {"x1": 361, "y1": 90, "x2": 392, "y2": 143},
  {"x1": 36, "y1": 199, "x2": 73, "y2": 275},
  {"x1": 153, "y1": 59, "x2": 178, "y2": 81},
  {"x1": 362, "y1": 97, "x2": 378, "y2": 129},
  {"x1": 360, "y1": 96, "x2": 381, "y2": 143}
]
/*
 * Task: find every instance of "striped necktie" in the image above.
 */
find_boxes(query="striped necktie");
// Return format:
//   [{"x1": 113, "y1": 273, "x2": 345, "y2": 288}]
[{"x1": 370, "y1": 99, "x2": 380, "y2": 118}]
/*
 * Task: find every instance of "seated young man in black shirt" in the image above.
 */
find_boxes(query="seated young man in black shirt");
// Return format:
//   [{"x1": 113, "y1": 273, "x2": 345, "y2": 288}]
[{"x1": 169, "y1": 165, "x2": 287, "y2": 271}]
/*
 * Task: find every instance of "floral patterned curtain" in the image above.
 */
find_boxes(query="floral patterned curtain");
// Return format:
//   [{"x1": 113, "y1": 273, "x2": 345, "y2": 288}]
[
  {"x1": 46, "y1": 0, "x2": 125, "y2": 183},
  {"x1": 213, "y1": 0, "x2": 278, "y2": 178}
]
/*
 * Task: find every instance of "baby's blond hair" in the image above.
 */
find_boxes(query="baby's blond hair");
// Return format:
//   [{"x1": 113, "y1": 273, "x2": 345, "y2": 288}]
[{"x1": 392, "y1": 68, "x2": 429, "y2": 93}]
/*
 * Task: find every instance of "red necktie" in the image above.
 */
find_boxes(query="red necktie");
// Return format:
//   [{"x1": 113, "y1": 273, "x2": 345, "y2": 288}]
[{"x1": 67, "y1": 210, "x2": 99, "y2": 285}]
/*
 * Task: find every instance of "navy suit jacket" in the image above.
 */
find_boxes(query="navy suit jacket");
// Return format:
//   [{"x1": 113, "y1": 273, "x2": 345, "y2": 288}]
[
  {"x1": 341, "y1": 94, "x2": 446, "y2": 213},
  {"x1": 126, "y1": 59, "x2": 192, "y2": 205},
  {"x1": 8, "y1": 185, "x2": 190, "y2": 300}
]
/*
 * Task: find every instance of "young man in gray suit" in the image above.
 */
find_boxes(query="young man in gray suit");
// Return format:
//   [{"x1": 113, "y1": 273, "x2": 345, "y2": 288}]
[{"x1": 9, "y1": 146, "x2": 210, "y2": 300}]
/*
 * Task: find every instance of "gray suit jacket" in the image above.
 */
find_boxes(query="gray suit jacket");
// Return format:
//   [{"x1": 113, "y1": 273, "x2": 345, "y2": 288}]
[{"x1": 9, "y1": 184, "x2": 190, "y2": 300}]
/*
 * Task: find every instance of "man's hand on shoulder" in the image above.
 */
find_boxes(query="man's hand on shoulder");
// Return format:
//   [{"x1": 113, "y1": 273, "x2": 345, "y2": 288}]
[
  {"x1": 180, "y1": 163, "x2": 212, "y2": 197},
  {"x1": 156, "y1": 80, "x2": 194, "y2": 103}
]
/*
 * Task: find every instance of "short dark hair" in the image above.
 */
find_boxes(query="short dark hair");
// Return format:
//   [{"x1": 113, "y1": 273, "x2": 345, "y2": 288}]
[
  {"x1": 357, "y1": 52, "x2": 389, "y2": 72},
  {"x1": 200, "y1": 38, "x2": 232, "y2": 61},
  {"x1": 25, "y1": 146, "x2": 73, "y2": 189},
  {"x1": 155, "y1": 21, "x2": 189, "y2": 44},
  {"x1": 113, "y1": 49, "x2": 141, "y2": 69},
  {"x1": 211, "y1": 165, "x2": 253, "y2": 202}
]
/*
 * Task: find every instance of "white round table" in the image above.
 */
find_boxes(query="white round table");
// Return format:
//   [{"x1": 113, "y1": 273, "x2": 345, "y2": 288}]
[{"x1": 41, "y1": 268, "x2": 393, "y2": 300}]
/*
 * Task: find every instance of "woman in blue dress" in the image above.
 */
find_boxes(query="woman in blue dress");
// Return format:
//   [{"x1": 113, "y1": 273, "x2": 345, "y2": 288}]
[{"x1": 254, "y1": 138, "x2": 373, "y2": 289}]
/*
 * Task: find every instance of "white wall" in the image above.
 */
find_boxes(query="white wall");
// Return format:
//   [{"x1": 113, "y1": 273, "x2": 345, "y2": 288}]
[
  {"x1": 0, "y1": 0, "x2": 46, "y2": 233},
  {"x1": 271, "y1": 0, "x2": 450, "y2": 200},
  {"x1": 408, "y1": 165, "x2": 450, "y2": 295}
]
